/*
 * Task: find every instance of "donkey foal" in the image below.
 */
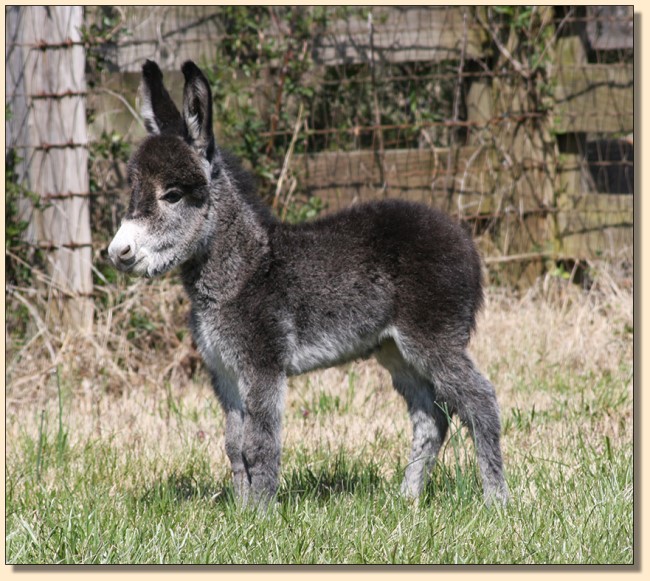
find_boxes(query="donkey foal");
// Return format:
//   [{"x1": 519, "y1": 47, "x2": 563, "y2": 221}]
[{"x1": 108, "y1": 60, "x2": 508, "y2": 507}]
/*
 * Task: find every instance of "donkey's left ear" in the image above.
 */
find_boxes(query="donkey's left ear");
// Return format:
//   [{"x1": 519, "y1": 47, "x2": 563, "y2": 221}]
[{"x1": 181, "y1": 61, "x2": 215, "y2": 161}]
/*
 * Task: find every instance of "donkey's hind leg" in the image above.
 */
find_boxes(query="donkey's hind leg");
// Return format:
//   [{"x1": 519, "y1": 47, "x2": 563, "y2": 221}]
[
  {"x1": 384, "y1": 331, "x2": 508, "y2": 505},
  {"x1": 428, "y1": 351, "x2": 508, "y2": 505},
  {"x1": 376, "y1": 341, "x2": 449, "y2": 499},
  {"x1": 397, "y1": 382, "x2": 450, "y2": 499}
]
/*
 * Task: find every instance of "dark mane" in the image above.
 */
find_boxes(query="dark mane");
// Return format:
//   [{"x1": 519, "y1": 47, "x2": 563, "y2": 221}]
[{"x1": 219, "y1": 149, "x2": 277, "y2": 228}]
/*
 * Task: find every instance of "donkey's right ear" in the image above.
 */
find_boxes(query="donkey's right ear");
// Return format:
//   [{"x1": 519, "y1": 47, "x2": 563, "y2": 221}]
[
  {"x1": 181, "y1": 61, "x2": 215, "y2": 161},
  {"x1": 140, "y1": 60, "x2": 184, "y2": 135}
]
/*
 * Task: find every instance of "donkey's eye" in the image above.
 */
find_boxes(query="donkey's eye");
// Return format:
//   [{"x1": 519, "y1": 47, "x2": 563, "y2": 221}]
[{"x1": 161, "y1": 189, "x2": 183, "y2": 204}]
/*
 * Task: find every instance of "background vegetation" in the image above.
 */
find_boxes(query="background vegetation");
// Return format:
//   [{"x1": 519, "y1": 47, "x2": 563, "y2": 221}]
[{"x1": 5, "y1": 5, "x2": 634, "y2": 565}]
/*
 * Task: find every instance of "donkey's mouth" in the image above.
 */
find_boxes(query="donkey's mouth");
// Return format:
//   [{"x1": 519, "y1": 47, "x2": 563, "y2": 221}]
[
  {"x1": 113, "y1": 255, "x2": 146, "y2": 274},
  {"x1": 145, "y1": 256, "x2": 176, "y2": 278}
]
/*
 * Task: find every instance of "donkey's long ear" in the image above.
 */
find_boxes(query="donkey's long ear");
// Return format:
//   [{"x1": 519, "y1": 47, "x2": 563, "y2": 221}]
[
  {"x1": 181, "y1": 61, "x2": 215, "y2": 161},
  {"x1": 140, "y1": 60, "x2": 184, "y2": 135}
]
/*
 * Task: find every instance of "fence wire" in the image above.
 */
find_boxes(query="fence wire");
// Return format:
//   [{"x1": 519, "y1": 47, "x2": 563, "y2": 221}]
[{"x1": 6, "y1": 5, "x2": 634, "y2": 296}]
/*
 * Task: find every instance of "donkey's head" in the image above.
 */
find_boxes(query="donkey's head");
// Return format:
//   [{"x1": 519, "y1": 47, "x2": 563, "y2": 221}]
[{"x1": 108, "y1": 60, "x2": 217, "y2": 277}]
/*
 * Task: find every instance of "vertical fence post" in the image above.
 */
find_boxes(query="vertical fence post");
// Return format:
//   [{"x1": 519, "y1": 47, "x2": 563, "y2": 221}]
[{"x1": 6, "y1": 6, "x2": 93, "y2": 330}]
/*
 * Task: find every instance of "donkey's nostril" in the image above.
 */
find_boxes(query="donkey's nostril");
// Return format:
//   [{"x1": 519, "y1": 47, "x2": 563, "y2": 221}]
[
  {"x1": 117, "y1": 244, "x2": 135, "y2": 264},
  {"x1": 111, "y1": 242, "x2": 136, "y2": 268},
  {"x1": 108, "y1": 222, "x2": 141, "y2": 272}
]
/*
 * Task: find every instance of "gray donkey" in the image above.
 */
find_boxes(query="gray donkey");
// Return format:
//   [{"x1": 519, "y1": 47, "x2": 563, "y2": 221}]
[{"x1": 108, "y1": 60, "x2": 508, "y2": 506}]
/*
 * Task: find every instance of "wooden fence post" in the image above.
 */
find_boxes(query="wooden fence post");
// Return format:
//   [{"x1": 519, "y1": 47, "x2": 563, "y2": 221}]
[{"x1": 6, "y1": 6, "x2": 94, "y2": 330}]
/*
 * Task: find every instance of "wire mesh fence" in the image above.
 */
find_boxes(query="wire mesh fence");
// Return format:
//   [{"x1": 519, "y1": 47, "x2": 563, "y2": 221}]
[{"x1": 5, "y1": 5, "x2": 634, "y2": 327}]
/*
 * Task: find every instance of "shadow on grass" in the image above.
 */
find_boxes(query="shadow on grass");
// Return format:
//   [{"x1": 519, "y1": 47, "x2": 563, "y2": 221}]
[
  {"x1": 135, "y1": 455, "x2": 483, "y2": 509},
  {"x1": 137, "y1": 471, "x2": 236, "y2": 508},
  {"x1": 278, "y1": 454, "x2": 386, "y2": 503},
  {"x1": 420, "y1": 462, "x2": 483, "y2": 507},
  {"x1": 134, "y1": 462, "x2": 384, "y2": 511}
]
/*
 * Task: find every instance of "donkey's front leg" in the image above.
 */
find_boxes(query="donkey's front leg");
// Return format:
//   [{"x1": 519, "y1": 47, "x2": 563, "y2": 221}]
[
  {"x1": 209, "y1": 371, "x2": 250, "y2": 501},
  {"x1": 240, "y1": 372, "x2": 287, "y2": 506}
]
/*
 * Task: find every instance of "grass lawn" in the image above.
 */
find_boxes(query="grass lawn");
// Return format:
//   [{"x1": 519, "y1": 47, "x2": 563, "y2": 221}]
[{"x1": 5, "y1": 272, "x2": 633, "y2": 564}]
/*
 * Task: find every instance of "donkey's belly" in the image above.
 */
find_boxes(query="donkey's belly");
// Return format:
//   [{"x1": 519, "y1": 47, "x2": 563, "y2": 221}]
[{"x1": 285, "y1": 329, "x2": 383, "y2": 376}]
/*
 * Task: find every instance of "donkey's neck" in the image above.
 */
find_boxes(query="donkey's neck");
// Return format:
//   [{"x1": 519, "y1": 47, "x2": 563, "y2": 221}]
[{"x1": 180, "y1": 167, "x2": 274, "y2": 305}]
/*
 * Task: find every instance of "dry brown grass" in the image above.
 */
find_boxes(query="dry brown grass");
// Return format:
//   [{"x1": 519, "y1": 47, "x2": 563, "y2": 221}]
[{"x1": 5, "y1": 262, "x2": 633, "y2": 486}]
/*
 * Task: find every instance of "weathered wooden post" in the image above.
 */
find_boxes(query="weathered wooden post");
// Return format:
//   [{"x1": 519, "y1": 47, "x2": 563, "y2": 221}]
[{"x1": 5, "y1": 6, "x2": 93, "y2": 330}]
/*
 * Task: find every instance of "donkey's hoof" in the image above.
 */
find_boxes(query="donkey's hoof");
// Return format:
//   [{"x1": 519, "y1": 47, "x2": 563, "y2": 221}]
[{"x1": 484, "y1": 486, "x2": 509, "y2": 508}]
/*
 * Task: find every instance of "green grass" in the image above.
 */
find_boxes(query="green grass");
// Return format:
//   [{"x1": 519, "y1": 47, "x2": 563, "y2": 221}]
[
  {"x1": 5, "y1": 367, "x2": 633, "y2": 565},
  {"x1": 5, "y1": 279, "x2": 634, "y2": 564}
]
